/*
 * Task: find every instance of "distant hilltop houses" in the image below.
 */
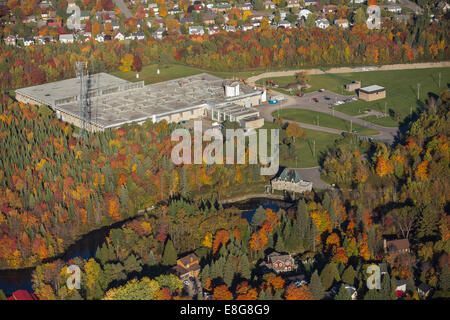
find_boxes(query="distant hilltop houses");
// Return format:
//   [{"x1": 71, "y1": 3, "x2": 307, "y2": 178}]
[{"x1": 1, "y1": 0, "x2": 433, "y2": 45}]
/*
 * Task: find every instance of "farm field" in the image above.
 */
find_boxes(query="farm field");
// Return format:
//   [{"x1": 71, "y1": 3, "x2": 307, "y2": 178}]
[
  {"x1": 273, "y1": 109, "x2": 379, "y2": 136},
  {"x1": 257, "y1": 67, "x2": 450, "y2": 127}
]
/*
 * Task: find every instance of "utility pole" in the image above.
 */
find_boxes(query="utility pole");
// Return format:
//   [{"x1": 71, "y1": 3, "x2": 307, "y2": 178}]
[
  {"x1": 417, "y1": 83, "x2": 420, "y2": 100},
  {"x1": 313, "y1": 140, "x2": 316, "y2": 158}
]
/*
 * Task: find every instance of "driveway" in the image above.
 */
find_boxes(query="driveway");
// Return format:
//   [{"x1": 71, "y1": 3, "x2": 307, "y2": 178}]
[
  {"x1": 258, "y1": 90, "x2": 398, "y2": 144},
  {"x1": 113, "y1": 0, "x2": 133, "y2": 18}
]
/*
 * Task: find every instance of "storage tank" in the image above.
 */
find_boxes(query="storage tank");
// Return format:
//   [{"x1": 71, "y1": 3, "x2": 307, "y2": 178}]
[{"x1": 224, "y1": 81, "x2": 240, "y2": 97}]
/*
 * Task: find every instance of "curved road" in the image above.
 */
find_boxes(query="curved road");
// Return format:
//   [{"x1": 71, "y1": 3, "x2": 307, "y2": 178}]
[
  {"x1": 259, "y1": 91, "x2": 398, "y2": 144},
  {"x1": 246, "y1": 61, "x2": 450, "y2": 87}
]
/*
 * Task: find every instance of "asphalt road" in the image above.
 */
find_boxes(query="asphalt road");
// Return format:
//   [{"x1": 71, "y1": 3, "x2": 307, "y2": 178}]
[
  {"x1": 113, "y1": 0, "x2": 133, "y2": 18},
  {"x1": 259, "y1": 90, "x2": 398, "y2": 144}
]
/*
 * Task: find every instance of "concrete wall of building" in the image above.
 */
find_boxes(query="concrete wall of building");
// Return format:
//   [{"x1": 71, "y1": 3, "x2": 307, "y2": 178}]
[
  {"x1": 242, "y1": 117, "x2": 264, "y2": 129},
  {"x1": 16, "y1": 92, "x2": 43, "y2": 106},
  {"x1": 59, "y1": 111, "x2": 104, "y2": 132},
  {"x1": 359, "y1": 90, "x2": 386, "y2": 101},
  {"x1": 158, "y1": 107, "x2": 206, "y2": 123},
  {"x1": 271, "y1": 180, "x2": 312, "y2": 193}
]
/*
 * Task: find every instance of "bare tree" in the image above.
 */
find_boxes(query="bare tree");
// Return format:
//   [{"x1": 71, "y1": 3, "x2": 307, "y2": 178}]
[{"x1": 390, "y1": 207, "x2": 417, "y2": 239}]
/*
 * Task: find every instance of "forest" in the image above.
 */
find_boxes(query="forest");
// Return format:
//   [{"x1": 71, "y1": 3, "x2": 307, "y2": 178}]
[{"x1": 1, "y1": 81, "x2": 445, "y2": 300}]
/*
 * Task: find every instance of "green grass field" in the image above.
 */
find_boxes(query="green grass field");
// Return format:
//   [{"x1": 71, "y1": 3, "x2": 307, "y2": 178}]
[
  {"x1": 112, "y1": 64, "x2": 266, "y2": 85},
  {"x1": 259, "y1": 122, "x2": 341, "y2": 168},
  {"x1": 258, "y1": 67, "x2": 450, "y2": 127},
  {"x1": 274, "y1": 109, "x2": 379, "y2": 136}
]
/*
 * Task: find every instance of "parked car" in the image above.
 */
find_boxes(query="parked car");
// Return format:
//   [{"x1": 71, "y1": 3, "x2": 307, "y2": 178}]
[
  {"x1": 313, "y1": 98, "x2": 319, "y2": 102},
  {"x1": 324, "y1": 96, "x2": 330, "y2": 100},
  {"x1": 296, "y1": 93, "x2": 303, "y2": 97},
  {"x1": 319, "y1": 89, "x2": 325, "y2": 92}
]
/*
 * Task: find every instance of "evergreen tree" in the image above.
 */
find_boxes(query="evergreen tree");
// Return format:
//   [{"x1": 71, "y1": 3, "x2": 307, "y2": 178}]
[
  {"x1": 201, "y1": 264, "x2": 210, "y2": 287},
  {"x1": 310, "y1": 270, "x2": 325, "y2": 300},
  {"x1": 162, "y1": 239, "x2": 177, "y2": 266},
  {"x1": 320, "y1": 263, "x2": 340, "y2": 291},
  {"x1": 258, "y1": 290, "x2": 266, "y2": 300},
  {"x1": 275, "y1": 235, "x2": 285, "y2": 253},
  {"x1": 251, "y1": 205, "x2": 267, "y2": 229},
  {"x1": 240, "y1": 254, "x2": 251, "y2": 279},
  {"x1": 335, "y1": 285, "x2": 351, "y2": 300},
  {"x1": 381, "y1": 274, "x2": 392, "y2": 300},
  {"x1": 147, "y1": 250, "x2": 156, "y2": 266},
  {"x1": 417, "y1": 206, "x2": 440, "y2": 239},
  {"x1": 341, "y1": 266, "x2": 357, "y2": 287},
  {"x1": 223, "y1": 259, "x2": 235, "y2": 287},
  {"x1": 440, "y1": 266, "x2": 450, "y2": 292}
]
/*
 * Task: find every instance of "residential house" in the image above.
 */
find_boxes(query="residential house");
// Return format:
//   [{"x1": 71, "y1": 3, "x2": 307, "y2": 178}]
[
  {"x1": 353, "y1": 0, "x2": 366, "y2": 4},
  {"x1": 153, "y1": 27, "x2": 166, "y2": 39},
  {"x1": 114, "y1": 31, "x2": 125, "y2": 41},
  {"x1": 304, "y1": 0, "x2": 317, "y2": 6},
  {"x1": 236, "y1": 3, "x2": 253, "y2": 11},
  {"x1": 189, "y1": 25, "x2": 205, "y2": 35},
  {"x1": 394, "y1": 14, "x2": 410, "y2": 24},
  {"x1": 134, "y1": 31, "x2": 145, "y2": 40},
  {"x1": 171, "y1": 253, "x2": 201, "y2": 281},
  {"x1": 168, "y1": 8, "x2": 182, "y2": 15},
  {"x1": 203, "y1": 12, "x2": 216, "y2": 25},
  {"x1": 323, "y1": 5, "x2": 338, "y2": 14},
  {"x1": 23, "y1": 16, "x2": 37, "y2": 23},
  {"x1": 271, "y1": 168, "x2": 313, "y2": 194},
  {"x1": 279, "y1": 10, "x2": 288, "y2": 20},
  {"x1": 261, "y1": 252, "x2": 297, "y2": 273},
  {"x1": 23, "y1": 37, "x2": 35, "y2": 46},
  {"x1": 112, "y1": 21, "x2": 120, "y2": 30},
  {"x1": 384, "y1": 238, "x2": 410, "y2": 255},
  {"x1": 334, "y1": 18, "x2": 349, "y2": 29},
  {"x1": 286, "y1": 0, "x2": 300, "y2": 8},
  {"x1": 417, "y1": 283, "x2": 432, "y2": 298},
  {"x1": 241, "y1": 24, "x2": 254, "y2": 31},
  {"x1": 46, "y1": 19, "x2": 61, "y2": 28},
  {"x1": 298, "y1": 9, "x2": 312, "y2": 19},
  {"x1": 59, "y1": 34, "x2": 74, "y2": 44},
  {"x1": 4, "y1": 35, "x2": 16, "y2": 46},
  {"x1": 148, "y1": 3, "x2": 159, "y2": 14},
  {"x1": 37, "y1": 35, "x2": 54, "y2": 45},
  {"x1": 436, "y1": 1, "x2": 450, "y2": 13},
  {"x1": 277, "y1": 20, "x2": 293, "y2": 28},
  {"x1": 315, "y1": 18, "x2": 330, "y2": 29},
  {"x1": 213, "y1": 3, "x2": 232, "y2": 13},
  {"x1": 7, "y1": 290, "x2": 38, "y2": 300},
  {"x1": 80, "y1": 10, "x2": 90, "y2": 21},
  {"x1": 207, "y1": 25, "x2": 220, "y2": 35},
  {"x1": 395, "y1": 279, "x2": 407, "y2": 297},
  {"x1": 385, "y1": 5, "x2": 402, "y2": 13},
  {"x1": 180, "y1": 17, "x2": 195, "y2": 25},
  {"x1": 264, "y1": 1, "x2": 276, "y2": 9},
  {"x1": 95, "y1": 33, "x2": 105, "y2": 42},
  {"x1": 224, "y1": 25, "x2": 236, "y2": 32},
  {"x1": 193, "y1": 3, "x2": 205, "y2": 12}
]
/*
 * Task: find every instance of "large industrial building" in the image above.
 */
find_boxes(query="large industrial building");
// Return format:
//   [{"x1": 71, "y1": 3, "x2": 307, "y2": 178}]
[{"x1": 15, "y1": 73, "x2": 267, "y2": 132}]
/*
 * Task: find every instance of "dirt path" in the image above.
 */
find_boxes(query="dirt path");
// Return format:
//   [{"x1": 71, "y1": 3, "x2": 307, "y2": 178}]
[{"x1": 246, "y1": 61, "x2": 450, "y2": 86}]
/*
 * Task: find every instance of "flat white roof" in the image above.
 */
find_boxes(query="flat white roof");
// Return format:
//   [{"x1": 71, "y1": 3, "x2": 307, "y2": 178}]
[{"x1": 360, "y1": 85, "x2": 385, "y2": 93}]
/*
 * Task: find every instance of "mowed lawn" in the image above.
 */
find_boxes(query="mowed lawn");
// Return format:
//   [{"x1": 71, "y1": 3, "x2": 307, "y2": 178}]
[
  {"x1": 258, "y1": 67, "x2": 450, "y2": 127},
  {"x1": 258, "y1": 122, "x2": 340, "y2": 168},
  {"x1": 274, "y1": 109, "x2": 379, "y2": 136},
  {"x1": 112, "y1": 64, "x2": 266, "y2": 85}
]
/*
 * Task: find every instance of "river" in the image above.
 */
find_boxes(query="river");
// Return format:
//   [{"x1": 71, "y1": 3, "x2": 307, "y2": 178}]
[{"x1": 0, "y1": 197, "x2": 294, "y2": 296}]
